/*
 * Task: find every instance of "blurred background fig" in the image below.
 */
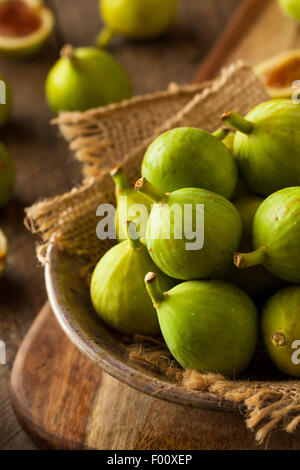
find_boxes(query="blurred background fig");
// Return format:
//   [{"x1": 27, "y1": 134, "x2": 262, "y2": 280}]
[
  {"x1": 97, "y1": 0, "x2": 178, "y2": 46},
  {"x1": 0, "y1": 228, "x2": 8, "y2": 276},
  {"x1": 135, "y1": 178, "x2": 242, "y2": 281},
  {"x1": 90, "y1": 221, "x2": 176, "y2": 336},
  {"x1": 225, "y1": 195, "x2": 286, "y2": 298},
  {"x1": 111, "y1": 166, "x2": 152, "y2": 241},
  {"x1": 255, "y1": 50, "x2": 300, "y2": 98},
  {"x1": 222, "y1": 100, "x2": 300, "y2": 196},
  {"x1": 145, "y1": 274, "x2": 258, "y2": 377},
  {"x1": 279, "y1": 0, "x2": 300, "y2": 22},
  {"x1": 141, "y1": 127, "x2": 238, "y2": 199},
  {"x1": 0, "y1": 74, "x2": 12, "y2": 126},
  {"x1": 0, "y1": 0, "x2": 54, "y2": 58},
  {"x1": 0, "y1": 142, "x2": 15, "y2": 207},
  {"x1": 46, "y1": 45, "x2": 132, "y2": 113},
  {"x1": 235, "y1": 187, "x2": 300, "y2": 284},
  {"x1": 262, "y1": 286, "x2": 300, "y2": 377}
]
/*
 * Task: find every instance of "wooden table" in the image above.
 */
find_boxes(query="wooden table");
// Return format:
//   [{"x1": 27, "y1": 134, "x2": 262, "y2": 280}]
[{"x1": 0, "y1": 0, "x2": 241, "y2": 450}]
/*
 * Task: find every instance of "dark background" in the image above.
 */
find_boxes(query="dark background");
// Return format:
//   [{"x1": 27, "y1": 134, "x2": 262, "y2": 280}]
[{"x1": 0, "y1": 0, "x2": 240, "y2": 449}]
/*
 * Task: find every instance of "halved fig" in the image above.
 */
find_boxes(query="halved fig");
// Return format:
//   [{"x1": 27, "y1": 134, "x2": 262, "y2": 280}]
[
  {"x1": 0, "y1": 0, "x2": 54, "y2": 58},
  {"x1": 254, "y1": 50, "x2": 300, "y2": 98}
]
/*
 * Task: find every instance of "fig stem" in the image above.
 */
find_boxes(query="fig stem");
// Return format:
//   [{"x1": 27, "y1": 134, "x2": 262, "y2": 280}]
[
  {"x1": 135, "y1": 178, "x2": 166, "y2": 203},
  {"x1": 111, "y1": 166, "x2": 129, "y2": 192},
  {"x1": 60, "y1": 44, "x2": 75, "y2": 60},
  {"x1": 221, "y1": 111, "x2": 255, "y2": 135},
  {"x1": 145, "y1": 272, "x2": 164, "y2": 307},
  {"x1": 96, "y1": 27, "x2": 115, "y2": 48},
  {"x1": 125, "y1": 221, "x2": 141, "y2": 249},
  {"x1": 212, "y1": 128, "x2": 229, "y2": 141},
  {"x1": 234, "y1": 246, "x2": 268, "y2": 269}
]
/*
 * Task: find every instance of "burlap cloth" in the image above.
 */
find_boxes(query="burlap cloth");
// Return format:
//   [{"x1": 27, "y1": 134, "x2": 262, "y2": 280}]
[{"x1": 25, "y1": 62, "x2": 300, "y2": 443}]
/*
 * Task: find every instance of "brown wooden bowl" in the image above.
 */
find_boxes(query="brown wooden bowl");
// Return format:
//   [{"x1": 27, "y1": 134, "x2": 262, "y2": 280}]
[{"x1": 45, "y1": 243, "x2": 239, "y2": 413}]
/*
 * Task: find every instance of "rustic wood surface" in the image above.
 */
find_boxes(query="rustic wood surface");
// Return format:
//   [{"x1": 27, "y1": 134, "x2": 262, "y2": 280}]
[{"x1": 0, "y1": 0, "x2": 242, "y2": 450}]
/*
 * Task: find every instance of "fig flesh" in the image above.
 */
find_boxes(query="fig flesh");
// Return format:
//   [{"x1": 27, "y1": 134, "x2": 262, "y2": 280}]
[
  {"x1": 0, "y1": 142, "x2": 14, "y2": 207},
  {"x1": 98, "y1": 0, "x2": 177, "y2": 46},
  {"x1": 0, "y1": 0, "x2": 54, "y2": 58},
  {"x1": 90, "y1": 222, "x2": 176, "y2": 336},
  {"x1": 141, "y1": 127, "x2": 238, "y2": 199},
  {"x1": 145, "y1": 273, "x2": 258, "y2": 376},
  {"x1": 111, "y1": 166, "x2": 152, "y2": 241},
  {"x1": 46, "y1": 45, "x2": 132, "y2": 113},
  {"x1": 135, "y1": 178, "x2": 242, "y2": 281},
  {"x1": 222, "y1": 100, "x2": 300, "y2": 196},
  {"x1": 225, "y1": 195, "x2": 286, "y2": 298},
  {"x1": 262, "y1": 286, "x2": 300, "y2": 377},
  {"x1": 235, "y1": 187, "x2": 300, "y2": 284}
]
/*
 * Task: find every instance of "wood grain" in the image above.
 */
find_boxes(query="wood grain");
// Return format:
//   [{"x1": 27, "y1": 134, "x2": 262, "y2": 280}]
[{"x1": 0, "y1": 0, "x2": 239, "y2": 449}]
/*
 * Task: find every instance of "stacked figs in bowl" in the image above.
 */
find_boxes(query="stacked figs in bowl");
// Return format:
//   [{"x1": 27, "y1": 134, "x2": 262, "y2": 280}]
[{"x1": 90, "y1": 99, "x2": 300, "y2": 379}]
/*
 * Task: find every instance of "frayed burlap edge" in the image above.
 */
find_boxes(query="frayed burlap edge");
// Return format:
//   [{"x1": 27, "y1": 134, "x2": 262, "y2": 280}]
[{"x1": 25, "y1": 61, "x2": 300, "y2": 444}]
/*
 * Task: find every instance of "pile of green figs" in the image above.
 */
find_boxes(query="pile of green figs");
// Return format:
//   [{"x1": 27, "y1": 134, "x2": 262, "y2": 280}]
[{"x1": 91, "y1": 98, "x2": 300, "y2": 378}]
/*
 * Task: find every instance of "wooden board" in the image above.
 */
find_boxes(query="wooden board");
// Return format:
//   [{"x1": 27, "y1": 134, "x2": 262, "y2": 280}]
[{"x1": 9, "y1": 0, "x2": 300, "y2": 451}]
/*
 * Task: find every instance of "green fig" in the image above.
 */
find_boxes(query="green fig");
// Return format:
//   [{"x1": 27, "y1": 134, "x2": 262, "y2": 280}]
[
  {"x1": 0, "y1": 0, "x2": 54, "y2": 58},
  {"x1": 222, "y1": 100, "x2": 300, "y2": 196},
  {"x1": 90, "y1": 221, "x2": 176, "y2": 335},
  {"x1": 0, "y1": 228, "x2": 8, "y2": 276},
  {"x1": 97, "y1": 0, "x2": 178, "y2": 46},
  {"x1": 145, "y1": 273, "x2": 259, "y2": 376},
  {"x1": 141, "y1": 127, "x2": 238, "y2": 199},
  {"x1": 262, "y1": 286, "x2": 300, "y2": 377},
  {"x1": 235, "y1": 187, "x2": 300, "y2": 284},
  {"x1": 279, "y1": 0, "x2": 300, "y2": 22},
  {"x1": 111, "y1": 166, "x2": 152, "y2": 241},
  {"x1": 46, "y1": 45, "x2": 132, "y2": 114},
  {"x1": 135, "y1": 178, "x2": 242, "y2": 281},
  {"x1": 0, "y1": 142, "x2": 15, "y2": 208},
  {"x1": 225, "y1": 195, "x2": 286, "y2": 298},
  {"x1": 0, "y1": 75, "x2": 12, "y2": 127}
]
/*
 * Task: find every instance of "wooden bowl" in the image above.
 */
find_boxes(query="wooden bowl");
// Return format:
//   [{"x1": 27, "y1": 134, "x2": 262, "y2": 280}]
[{"x1": 45, "y1": 243, "x2": 237, "y2": 413}]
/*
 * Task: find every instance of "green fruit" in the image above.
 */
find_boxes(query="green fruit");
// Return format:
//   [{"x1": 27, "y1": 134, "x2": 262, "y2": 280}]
[
  {"x1": 111, "y1": 166, "x2": 152, "y2": 241},
  {"x1": 0, "y1": 228, "x2": 8, "y2": 276},
  {"x1": 0, "y1": 0, "x2": 54, "y2": 58},
  {"x1": 135, "y1": 178, "x2": 242, "y2": 281},
  {"x1": 279, "y1": 0, "x2": 300, "y2": 22},
  {"x1": 0, "y1": 75, "x2": 12, "y2": 127},
  {"x1": 262, "y1": 286, "x2": 300, "y2": 377},
  {"x1": 225, "y1": 195, "x2": 286, "y2": 298},
  {"x1": 141, "y1": 127, "x2": 238, "y2": 199},
  {"x1": 0, "y1": 142, "x2": 15, "y2": 207},
  {"x1": 222, "y1": 100, "x2": 300, "y2": 196},
  {"x1": 46, "y1": 45, "x2": 132, "y2": 114},
  {"x1": 98, "y1": 0, "x2": 177, "y2": 46},
  {"x1": 235, "y1": 187, "x2": 300, "y2": 284},
  {"x1": 145, "y1": 273, "x2": 259, "y2": 376},
  {"x1": 90, "y1": 221, "x2": 176, "y2": 335}
]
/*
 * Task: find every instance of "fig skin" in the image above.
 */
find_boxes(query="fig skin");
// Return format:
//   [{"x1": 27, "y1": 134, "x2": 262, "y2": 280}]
[
  {"x1": 0, "y1": 76, "x2": 12, "y2": 127},
  {"x1": 98, "y1": 0, "x2": 177, "y2": 46},
  {"x1": 141, "y1": 127, "x2": 238, "y2": 200},
  {"x1": 0, "y1": 142, "x2": 15, "y2": 208},
  {"x1": 222, "y1": 100, "x2": 300, "y2": 196},
  {"x1": 279, "y1": 0, "x2": 300, "y2": 22},
  {"x1": 0, "y1": 0, "x2": 55, "y2": 58},
  {"x1": 90, "y1": 222, "x2": 176, "y2": 336},
  {"x1": 262, "y1": 286, "x2": 300, "y2": 377},
  {"x1": 0, "y1": 228, "x2": 8, "y2": 277},
  {"x1": 111, "y1": 166, "x2": 152, "y2": 241},
  {"x1": 224, "y1": 195, "x2": 286, "y2": 298},
  {"x1": 145, "y1": 274, "x2": 259, "y2": 377},
  {"x1": 46, "y1": 45, "x2": 132, "y2": 114},
  {"x1": 235, "y1": 187, "x2": 300, "y2": 284},
  {"x1": 136, "y1": 178, "x2": 242, "y2": 281}
]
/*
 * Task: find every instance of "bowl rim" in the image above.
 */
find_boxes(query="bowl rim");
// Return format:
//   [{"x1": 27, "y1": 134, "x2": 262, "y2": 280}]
[{"x1": 45, "y1": 243, "x2": 238, "y2": 413}]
